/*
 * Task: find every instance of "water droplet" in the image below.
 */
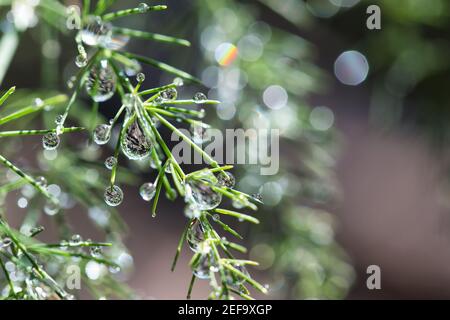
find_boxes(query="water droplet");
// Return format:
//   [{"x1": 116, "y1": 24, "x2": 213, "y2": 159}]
[
  {"x1": 0, "y1": 237, "x2": 12, "y2": 249},
  {"x1": 55, "y1": 115, "x2": 64, "y2": 125},
  {"x1": 85, "y1": 59, "x2": 117, "y2": 102},
  {"x1": 193, "y1": 92, "x2": 207, "y2": 104},
  {"x1": 44, "y1": 201, "x2": 60, "y2": 216},
  {"x1": 104, "y1": 185, "x2": 123, "y2": 207},
  {"x1": 34, "y1": 98, "x2": 44, "y2": 107},
  {"x1": 193, "y1": 255, "x2": 211, "y2": 279},
  {"x1": 139, "y1": 182, "x2": 156, "y2": 201},
  {"x1": 29, "y1": 226, "x2": 44, "y2": 237},
  {"x1": 56, "y1": 124, "x2": 64, "y2": 136},
  {"x1": 125, "y1": 59, "x2": 142, "y2": 77},
  {"x1": 190, "y1": 124, "x2": 210, "y2": 144},
  {"x1": 136, "y1": 72, "x2": 145, "y2": 83},
  {"x1": 121, "y1": 119, "x2": 152, "y2": 160},
  {"x1": 225, "y1": 265, "x2": 249, "y2": 287},
  {"x1": 104, "y1": 156, "x2": 117, "y2": 170},
  {"x1": 232, "y1": 196, "x2": 247, "y2": 209},
  {"x1": 138, "y1": 3, "x2": 150, "y2": 13},
  {"x1": 173, "y1": 77, "x2": 184, "y2": 87},
  {"x1": 80, "y1": 16, "x2": 112, "y2": 46},
  {"x1": 198, "y1": 109, "x2": 206, "y2": 119},
  {"x1": 185, "y1": 173, "x2": 222, "y2": 210},
  {"x1": 93, "y1": 124, "x2": 111, "y2": 145},
  {"x1": 70, "y1": 234, "x2": 82, "y2": 245},
  {"x1": 42, "y1": 133, "x2": 59, "y2": 150},
  {"x1": 36, "y1": 176, "x2": 47, "y2": 188},
  {"x1": 186, "y1": 219, "x2": 205, "y2": 252},
  {"x1": 251, "y1": 193, "x2": 263, "y2": 202},
  {"x1": 160, "y1": 88, "x2": 177, "y2": 101},
  {"x1": 122, "y1": 93, "x2": 136, "y2": 109},
  {"x1": 217, "y1": 172, "x2": 235, "y2": 188},
  {"x1": 75, "y1": 54, "x2": 87, "y2": 68},
  {"x1": 184, "y1": 203, "x2": 201, "y2": 219},
  {"x1": 90, "y1": 246, "x2": 102, "y2": 257},
  {"x1": 109, "y1": 265, "x2": 121, "y2": 274}
]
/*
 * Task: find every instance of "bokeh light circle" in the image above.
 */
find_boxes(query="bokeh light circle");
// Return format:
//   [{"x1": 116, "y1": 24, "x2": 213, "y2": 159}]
[{"x1": 334, "y1": 50, "x2": 369, "y2": 86}]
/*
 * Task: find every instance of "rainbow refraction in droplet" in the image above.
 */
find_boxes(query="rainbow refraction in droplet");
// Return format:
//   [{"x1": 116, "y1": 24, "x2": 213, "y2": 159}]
[{"x1": 215, "y1": 42, "x2": 238, "y2": 66}]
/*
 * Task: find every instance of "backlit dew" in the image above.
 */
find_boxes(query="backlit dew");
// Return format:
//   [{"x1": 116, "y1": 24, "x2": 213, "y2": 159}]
[
  {"x1": 75, "y1": 54, "x2": 87, "y2": 68},
  {"x1": 42, "y1": 132, "x2": 60, "y2": 150},
  {"x1": 109, "y1": 265, "x2": 121, "y2": 274},
  {"x1": 122, "y1": 93, "x2": 136, "y2": 109},
  {"x1": 29, "y1": 226, "x2": 44, "y2": 237},
  {"x1": 173, "y1": 77, "x2": 184, "y2": 87},
  {"x1": 184, "y1": 203, "x2": 201, "y2": 219},
  {"x1": 190, "y1": 124, "x2": 210, "y2": 144},
  {"x1": 90, "y1": 246, "x2": 102, "y2": 258},
  {"x1": 186, "y1": 219, "x2": 205, "y2": 252},
  {"x1": 85, "y1": 59, "x2": 117, "y2": 102},
  {"x1": 79, "y1": 16, "x2": 112, "y2": 47},
  {"x1": 226, "y1": 265, "x2": 249, "y2": 287},
  {"x1": 334, "y1": 50, "x2": 369, "y2": 86},
  {"x1": 193, "y1": 92, "x2": 207, "y2": 104},
  {"x1": 34, "y1": 98, "x2": 44, "y2": 107},
  {"x1": 44, "y1": 201, "x2": 60, "y2": 216},
  {"x1": 55, "y1": 115, "x2": 64, "y2": 125},
  {"x1": 0, "y1": 237, "x2": 12, "y2": 249},
  {"x1": 36, "y1": 176, "x2": 47, "y2": 188},
  {"x1": 193, "y1": 255, "x2": 211, "y2": 279},
  {"x1": 215, "y1": 42, "x2": 238, "y2": 66},
  {"x1": 125, "y1": 59, "x2": 142, "y2": 77},
  {"x1": 121, "y1": 119, "x2": 152, "y2": 160},
  {"x1": 93, "y1": 124, "x2": 111, "y2": 145},
  {"x1": 104, "y1": 156, "x2": 117, "y2": 170},
  {"x1": 160, "y1": 88, "x2": 177, "y2": 101},
  {"x1": 138, "y1": 3, "x2": 150, "y2": 12},
  {"x1": 70, "y1": 234, "x2": 82, "y2": 245},
  {"x1": 217, "y1": 171, "x2": 235, "y2": 188},
  {"x1": 104, "y1": 185, "x2": 124, "y2": 207},
  {"x1": 139, "y1": 182, "x2": 156, "y2": 201},
  {"x1": 136, "y1": 72, "x2": 146, "y2": 83},
  {"x1": 251, "y1": 193, "x2": 263, "y2": 202},
  {"x1": 185, "y1": 175, "x2": 222, "y2": 210}
]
